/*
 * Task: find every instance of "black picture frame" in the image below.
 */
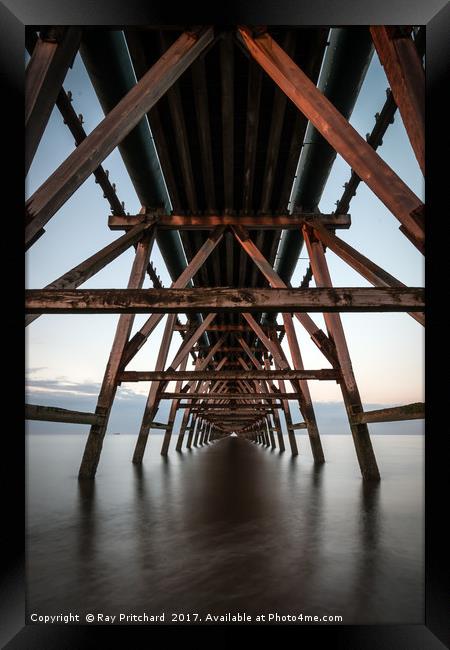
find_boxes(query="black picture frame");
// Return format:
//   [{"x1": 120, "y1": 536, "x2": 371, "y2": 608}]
[{"x1": 2, "y1": 0, "x2": 448, "y2": 647}]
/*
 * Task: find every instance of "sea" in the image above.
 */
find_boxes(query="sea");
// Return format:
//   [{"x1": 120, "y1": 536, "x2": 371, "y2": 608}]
[{"x1": 26, "y1": 433, "x2": 424, "y2": 625}]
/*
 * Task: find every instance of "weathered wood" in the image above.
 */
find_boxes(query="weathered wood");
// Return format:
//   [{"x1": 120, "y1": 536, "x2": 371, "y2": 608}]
[
  {"x1": 311, "y1": 222, "x2": 424, "y2": 326},
  {"x1": 167, "y1": 314, "x2": 216, "y2": 372},
  {"x1": 25, "y1": 403, "x2": 100, "y2": 425},
  {"x1": 120, "y1": 369, "x2": 339, "y2": 382},
  {"x1": 133, "y1": 314, "x2": 177, "y2": 464},
  {"x1": 260, "y1": 31, "x2": 294, "y2": 213},
  {"x1": 231, "y1": 224, "x2": 337, "y2": 366},
  {"x1": 175, "y1": 324, "x2": 284, "y2": 332},
  {"x1": 280, "y1": 313, "x2": 325, "y2": 462},
  {"x1": 291, "y1": 422, "x2": 307, "y2": 429},
  {"x1": 160, "y1": 354, "x2": 189, "y2": 456},
  {"x1": 78, "y1": 230, "x2": 155, "y2": 479},
  {"x1": 26, "y1": 287, "x2": 425, "y2": 314},
  {"x1": 118, "y1": 226, "x2": 225, "y2": 368},
  {"x1": 25, "y1": 27, "x2": 214, "y2": 245},
  {"x1": 303, "y1": 225, "x2": 380, "y2": 481},
  {"x1": 353, "y1": 402, "x2": 424, "y2": 424},
  {"x1": 237, "y1": 27, "x2": 424, "y2": 251},
  {"x1": 25, "y1": 28, "x2": 82, "y2": 174},
  {"x1": 25, "y1": 222, "x2": 154, "y2": 326},
  {"x1": 220, "y1": 34, "x2": 234, "y2": 211},
  {"x1": 192, "y1": 56, "x2": 216, "y2": 211},
  {"x1": 108, "y1": 212, "x2": 351, "y2": 230},
  {"x1": 165, "y1": 393, "x2": 287, "y2": 400},
  {"x1": 370, "y1": 27, "x2": 424, "y2": 174}
]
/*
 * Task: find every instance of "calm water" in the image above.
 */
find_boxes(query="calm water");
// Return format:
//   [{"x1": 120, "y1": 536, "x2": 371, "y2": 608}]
[{"x1": 26, "y1": 434, "x2": 424, "y2": 625}]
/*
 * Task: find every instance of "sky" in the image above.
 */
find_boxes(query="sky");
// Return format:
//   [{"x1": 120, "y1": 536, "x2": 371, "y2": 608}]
[{"x1": 25, "y1": 30, "x2": 424, "y2": 436}]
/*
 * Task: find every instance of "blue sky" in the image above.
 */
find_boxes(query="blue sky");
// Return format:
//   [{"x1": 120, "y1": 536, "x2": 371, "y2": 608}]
[{"x1": 25, "y1": 31, "x2": 424, "y2": 436}]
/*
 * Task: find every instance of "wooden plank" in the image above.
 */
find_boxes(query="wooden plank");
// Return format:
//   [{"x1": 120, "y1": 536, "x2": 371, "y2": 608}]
[
  {"x1": 159, "y1": 392, "x2": 291, "y2": 400},
  {"x1": 25, "y1": 222, "x2": 154, "y2": 326},
  {"x1": 260, "y1": 31, "x2": 294, "y2": 213},
  {"x1": 25, "y1": 28, "x2": 82, "y2": 174},
  {"x1": 108, "y1": 212, "x2": 351, "y2": 230},
  {"x1": 353, "y1": 402, "x2": 424, "y2": 424},
  {"x1": 311, "y1": 221, "x2": 424, "y2": 326},
  {"x1": 242, "y1": 59, "x2": 263, "y2": 211},
  {"x1": 220, "y1": 34, "x2": 234, "y2": 211},
  {"x1": 120, "y1": 369, "x2": 339, "y2": 382},
  {"x1": 303, "y1": 225, "x2": 380, "y2": 481},
  {"x1": 370, "y1": 27, "x2": 424, "y2": 174},
  {"x1": 78, "y1": 229, "x2": 155, "y2": 479},
  {"x1": 25, "y1": 27, "x2": 214, "y2": 245},
  {"x1": 192, "y1": 56, "x2": 216, "y2": 211},
  {"x1": 174, "y1": 324, "x2": 284, "y2": 331},
  {"x1": 26, "y1": 287, "x2": 425, "y2": 314},
  {"x1": 25, "y1": 403, "x2": 100, "y2": 425},
  {"x1": 237, "y1": 27, "x2": 424, "y2": 251}
]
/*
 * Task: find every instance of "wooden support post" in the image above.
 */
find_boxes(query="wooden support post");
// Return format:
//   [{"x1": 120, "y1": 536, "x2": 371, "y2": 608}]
[
  {"x1": 187, "y1": 415, "x2": 199, "y2": 448},
  {"x1": 25, "y1": 27, "x2": 214, "y2": 245},
  {"x1": 78, "y1": 228, "x2": 155, "y2": 479},
  {"x1": 25, "y1": 27, "x2": 82, "y2": 174},
  {"x1": 193, "y1": 418, "x2": 203, "y2": 447},
  {"x1": 266, "y1": 417, "x2": 276, "y2": 449},
  {"x1": 132, "y1": 314, "x2": 177, "y2": 464},
  {"x1": 278, "y1": 314, "x2": 325, "y2": 463},
  {"x1": 370, "y1": 27, "x2": 425, "y2": 175},
  {"x1": 237, "y1": 27, "x2": 424, "y2": 251},
  {"x1": 303, "y1": 225, "x2": 380, "y2": 481},
  {"x1": 160, "y1": 354, "x2": 189, "y2": 456},
  {"x1": 274, "y1": 371, "x2": 299, "y2": 456}
]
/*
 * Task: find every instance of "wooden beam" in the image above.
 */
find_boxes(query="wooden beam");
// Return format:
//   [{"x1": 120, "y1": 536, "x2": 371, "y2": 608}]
[
  {"x1": 119, "y1": 226, "x2": 225, "y2": 368},
  {"x1": 174, "y1": 324, "x2": 284, "y2": 332},
  {"x1": 192, "y1": 56, "x2": 216, "y2": 211},
  {"x1": 108, "y1": 212, "x2": 351, "y2": 230},
  {"x1": 353, "y1": 402, "x2": 424, "y2": 424},
  {"x1": 26, "y1": 287, "x2": 425, "y2": 314},
  {"x1": 311, "y1": 221, "x2": 424, "y2": 326},
  {"x1": 25, "y1": 403, "x2": 100, "y2": 425},
  {"x1": 370, "y1": 27, "x2": 424, "y2": 175},
  {"x1": 78, "y1": 229, "x2": 155, "y2": 479},
  {"x1": 120, "y1": 369, "x2": 338, "y2": 382},
  {"x1": 25, "y1": 222, "x2": 155, "y2": 326},
  {"x1": 242, "y1": 59, "x2": 263, "y2": 212},
  {"x1": 25, "y1": 27, "x2": 214, "y2": 245},
  {"x1": 25, "y1": 27, "x2": 82, "y2": 174},
  {"x1": 237, "y1": 27, "x2": 424, "y2": 251},
  {"x1": 159, "y1": 393, "x2": 292, "y2": 400},
  {"x1": 231, "y1": 224, "x2": 338, "y2": 366},
  {"x1": 220, "y1": 33, "x2": 234, "y2": 211}
]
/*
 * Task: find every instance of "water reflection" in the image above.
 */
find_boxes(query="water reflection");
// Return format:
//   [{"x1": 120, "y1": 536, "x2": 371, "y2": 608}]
[{"x1": 27, "y1": 435, "x2": 423, "y2": 623}]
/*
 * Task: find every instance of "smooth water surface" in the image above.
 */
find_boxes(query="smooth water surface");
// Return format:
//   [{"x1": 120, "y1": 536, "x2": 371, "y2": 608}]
[{"x1": 26, "y1": 434, "x2": 424, "y2": 624}]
